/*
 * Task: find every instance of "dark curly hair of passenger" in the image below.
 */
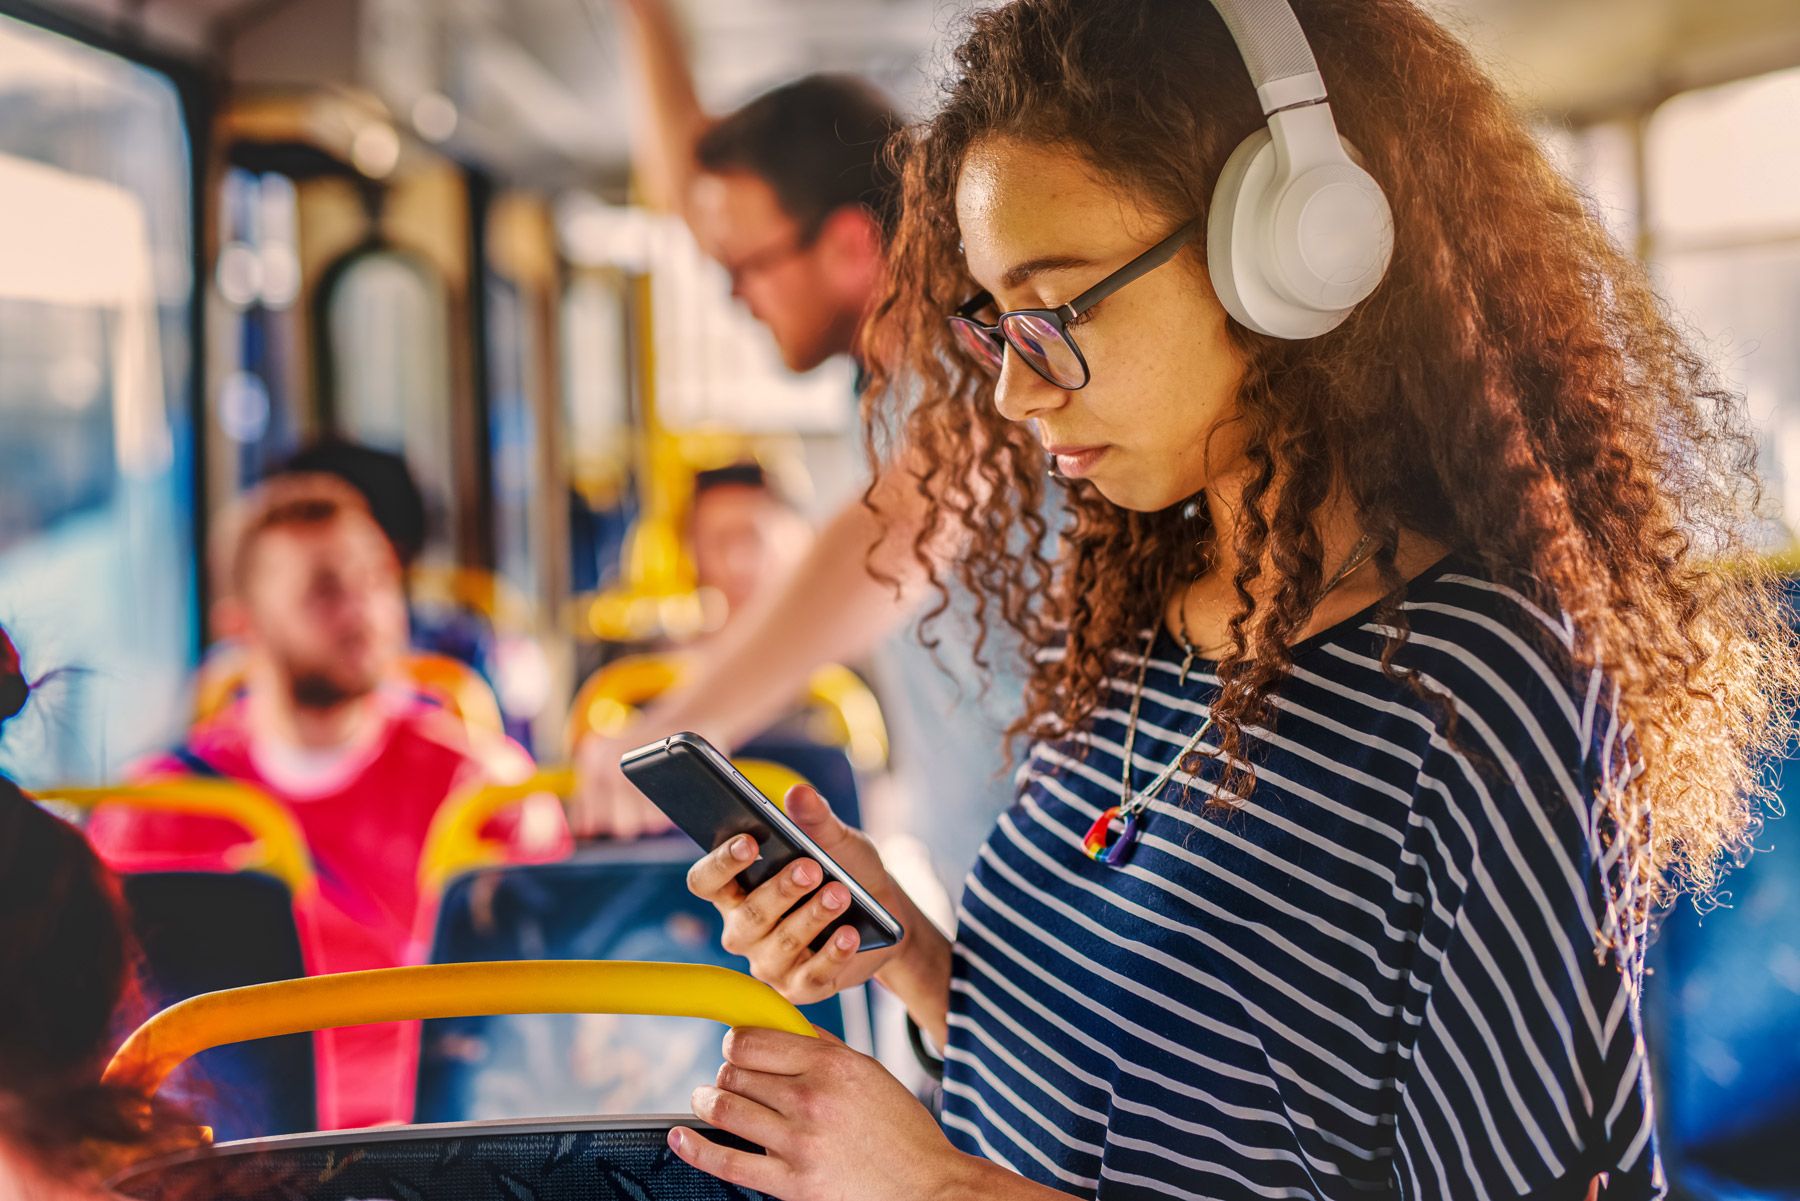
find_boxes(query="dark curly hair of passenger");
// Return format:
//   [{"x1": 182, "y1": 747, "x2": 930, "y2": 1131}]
[
  {"x1": 860, "y1": 0, "x2": 1800, "y2": 914},
  {"x1": 0, "y1": 633, "x2": 203, "y2": 1194}
]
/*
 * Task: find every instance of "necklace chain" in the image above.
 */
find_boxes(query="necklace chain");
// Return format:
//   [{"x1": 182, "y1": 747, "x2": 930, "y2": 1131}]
[{"x1": 1129, "y1": 533, "x2": 1380, "y2": 818}]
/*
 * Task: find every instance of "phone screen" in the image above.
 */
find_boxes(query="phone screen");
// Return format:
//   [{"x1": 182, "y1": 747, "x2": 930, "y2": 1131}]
[{"x1": 619, "y1": 733, "x2": 903, "y2": 953}]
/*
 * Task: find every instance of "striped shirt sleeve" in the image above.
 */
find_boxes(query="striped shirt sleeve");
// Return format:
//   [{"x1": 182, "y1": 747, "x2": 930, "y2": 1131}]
[{"x1": 1393, "y1": 677, "x2": 1662, "y2": 1201}]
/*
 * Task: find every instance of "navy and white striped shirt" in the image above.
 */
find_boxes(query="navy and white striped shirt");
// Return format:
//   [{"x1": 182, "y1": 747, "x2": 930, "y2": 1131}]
[{"x1": 941, "y1": 557, "x2": 1662, "y2": 1199}]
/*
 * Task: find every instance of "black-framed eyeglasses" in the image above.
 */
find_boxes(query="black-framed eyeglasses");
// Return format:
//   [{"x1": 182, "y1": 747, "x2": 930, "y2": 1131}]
[{"x1": 947, "y1": 221, "x2": 1196, "y2": 391}]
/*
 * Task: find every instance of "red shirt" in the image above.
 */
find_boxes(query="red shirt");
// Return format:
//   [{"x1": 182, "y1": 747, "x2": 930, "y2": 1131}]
[{"x1": 87, "y1": 694, "x2": 569, "y2": 1130}]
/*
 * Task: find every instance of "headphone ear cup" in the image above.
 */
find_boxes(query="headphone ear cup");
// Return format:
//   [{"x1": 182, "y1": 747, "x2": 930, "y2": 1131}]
[
  {"x1": 1206, "y1": 128, "x2": 1392, "y2": 339},
  {"x1": 1205, "y1": 129, "x2": 1276, "y2": 336}
]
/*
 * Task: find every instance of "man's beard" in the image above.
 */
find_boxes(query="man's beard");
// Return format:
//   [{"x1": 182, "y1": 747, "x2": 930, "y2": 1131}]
[{"x1": 288, "y1": 670, "x2": 374, "y2": 711}]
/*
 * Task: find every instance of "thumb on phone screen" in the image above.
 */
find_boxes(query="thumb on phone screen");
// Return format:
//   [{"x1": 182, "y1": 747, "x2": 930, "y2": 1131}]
[{"x1": 783, "y1": 785, "x2": 848, "y2": 848}]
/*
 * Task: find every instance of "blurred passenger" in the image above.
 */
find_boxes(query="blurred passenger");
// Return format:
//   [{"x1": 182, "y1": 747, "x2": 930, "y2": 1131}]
[
  {"x1": 0, "y1": 632, "x2": 200, "y2": 1198},
  {"x1": 577, "y1": 1, "x2": 1025, "y2": 883},
  {"x1": 88, "y1": 475, "x2": 567, "y2": 1130},
  {"x1": 687, "y1": 463, "x2": 812, "y2": 632},
  {"x1": 194, "y1": 439, "x2": 505, "y2": 729}
]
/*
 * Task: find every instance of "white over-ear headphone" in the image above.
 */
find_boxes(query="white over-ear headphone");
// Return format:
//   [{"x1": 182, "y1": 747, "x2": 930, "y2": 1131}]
[{"x1": 1204, "y1": 0, "x2": 1394, "y2": 339}]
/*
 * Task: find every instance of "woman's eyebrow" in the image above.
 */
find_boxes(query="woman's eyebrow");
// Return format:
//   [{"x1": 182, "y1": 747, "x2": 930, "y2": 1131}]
[{"x1": 1001, "y1": 254, "x2": 1095, "y2": 291}]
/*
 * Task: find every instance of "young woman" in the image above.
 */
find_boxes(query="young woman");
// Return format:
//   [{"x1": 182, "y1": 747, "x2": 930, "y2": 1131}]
[
  {"x1": 670, "y1": 1, "x2": 1798, "y2": 1198},
  {"x1": 0, "y1": 628, "x2": 200, "y2": 1198}
]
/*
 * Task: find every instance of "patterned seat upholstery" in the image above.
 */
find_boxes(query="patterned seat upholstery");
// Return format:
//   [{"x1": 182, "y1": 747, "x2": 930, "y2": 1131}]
[{"x1": 110, "y1": 1119, "x2": 774, "y2": 1200}]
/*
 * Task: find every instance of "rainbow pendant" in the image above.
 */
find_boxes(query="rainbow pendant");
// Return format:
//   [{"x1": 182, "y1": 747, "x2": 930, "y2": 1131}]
[{"x1": 1082, "y1": 805, "x2": 1141, "y2": 866}]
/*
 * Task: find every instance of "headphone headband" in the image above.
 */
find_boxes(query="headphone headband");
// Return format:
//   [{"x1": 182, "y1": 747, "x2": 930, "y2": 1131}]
[
  {"x1": 1209, "y1": 0, "x2": 1328, "y2": 114},
  {"x1": 1202, "y1": 0, "x2": 1395, "y2": 338}
]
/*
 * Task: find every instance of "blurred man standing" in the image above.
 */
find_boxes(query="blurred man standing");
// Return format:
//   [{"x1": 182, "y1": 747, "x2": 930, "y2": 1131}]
[{"x1": 576, "y1": 0, "x2": 1025, "y2": 899}]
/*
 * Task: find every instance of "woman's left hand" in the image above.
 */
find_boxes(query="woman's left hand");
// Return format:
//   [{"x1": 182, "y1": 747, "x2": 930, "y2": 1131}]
[{"x1": 669, "y1": 1025, "x2": 974, "y2": 1201}]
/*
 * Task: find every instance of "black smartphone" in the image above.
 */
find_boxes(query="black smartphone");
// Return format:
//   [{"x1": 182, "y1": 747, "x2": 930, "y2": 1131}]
[{"x1": 619, "y1": 732, "x2": 904, "y2": 953}]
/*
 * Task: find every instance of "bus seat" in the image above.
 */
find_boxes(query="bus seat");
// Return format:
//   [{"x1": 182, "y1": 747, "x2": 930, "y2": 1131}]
[
  {"x1": 566, "y1": 652, "x2": 885, "y2": 821},
  {"x1": 737, "y1": 734, "x2": 862, "y2": 831},
  {"x1": 43, "y1": 780, "x2": 316, "y2": 900},
  {"x1": 403, "y1": 650, "x2": 507, "y2": 740},
  {"x1": 415, "y1": 844, "x2": 862, "y2": 1125},
  {"x1": 120, "y1": 871, "x2": 314, "y2": 1141},
  {"x1": 1645, "y1": 793, "x2": 1800, "y2": 1197},
  {"x1": 190, "y1": 644, "x2": 249, "y2": 725},
  {"x1": 407, "y1": 565, "x2": 536, "y2": 635},
  {"x1": 566, "y1": 653, "x2": 890, "y2": 769},
  {"x1": 107, "y1": 962, "x2": 798, "y2": 1201},
  {"x1": 417, "y1": 759, "x2": 811, "y2": 897}
]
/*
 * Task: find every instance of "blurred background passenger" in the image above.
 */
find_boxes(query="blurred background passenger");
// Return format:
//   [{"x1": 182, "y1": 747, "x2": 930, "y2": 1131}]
[
  {"x1": 575, "y1": 0, "x2": 1027, "y2": 892},
  {"x1": 685, "y1": 462, "x2": 812, "y2": 635},
  {"x1": 86, "y1": 475, "x2": 567, "y2": 1130},
  {"x1": 0, "y1": 630, "x2": 200, "y2": 1199}
]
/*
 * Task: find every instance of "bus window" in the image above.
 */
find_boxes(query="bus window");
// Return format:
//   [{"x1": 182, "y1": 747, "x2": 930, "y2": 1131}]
[
  {"x1": 323, "y1": 248, "x2": 456, "y2": 564},
  {"x1": 0, "y1": 13, "x2": 195, "y2": 783},
  {"x1": 485, "y1": 270, "x2": 542, "y2": 608},
  {"x1": 212, "y1": 167, "x2": 305, "y2": 492},
  {"x1": 560, "y1": 271, "x2": 634, "y2": 595},
  {"x1": 1646, "y1": 67, "x2": 1800, "y2": 547},
  {"x1": 645, "y1": 214, "x2": 855, "y2": 436}
]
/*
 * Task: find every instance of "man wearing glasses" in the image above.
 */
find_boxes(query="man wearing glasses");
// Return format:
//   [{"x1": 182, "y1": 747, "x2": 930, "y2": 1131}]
[{"x1": 575, "y1": 0, "x2": 1025, "y2": 900}]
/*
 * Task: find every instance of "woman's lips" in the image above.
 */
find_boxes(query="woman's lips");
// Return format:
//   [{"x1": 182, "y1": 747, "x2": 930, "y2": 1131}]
[{"x1": 1046, "y1": 445, "x2": 1109, "y2": 478}]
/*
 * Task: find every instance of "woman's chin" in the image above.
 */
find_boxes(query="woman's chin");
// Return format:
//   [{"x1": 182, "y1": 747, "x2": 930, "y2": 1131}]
[{"x1": 1086, "y1": 473, "x2": 1183, "y2": 513}]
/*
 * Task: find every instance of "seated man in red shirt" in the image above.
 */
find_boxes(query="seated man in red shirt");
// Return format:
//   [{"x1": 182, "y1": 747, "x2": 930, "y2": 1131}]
[{"x1": 88, "y1": 474, "x2": 568, "y2": 1129}]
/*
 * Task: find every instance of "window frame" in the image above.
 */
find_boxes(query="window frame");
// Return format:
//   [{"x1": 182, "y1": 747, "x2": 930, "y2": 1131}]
[{"x1": 0, "y1": 0, "x2": 216, "y2": 621}]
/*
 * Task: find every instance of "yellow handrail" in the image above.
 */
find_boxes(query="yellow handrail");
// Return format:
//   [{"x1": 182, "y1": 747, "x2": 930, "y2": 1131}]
[
  {"x1": 415, "y1": 759, "x2": 811, "y2": 895},
  {"x1": 566, "y1": 654, "x2": 889, "y2": 770},
  {"x1": 403, "y1": 651, "x2": 507, "y2": 739},
  {"x1": 417, "y1": 766, "x2": 575, "y2": 895},
  {"x1": 38, "y1": 780, "x2": 316, "y2": 898},
  {"x1": 104, "y1": 961, "x2": 815, "y2": 1098}
]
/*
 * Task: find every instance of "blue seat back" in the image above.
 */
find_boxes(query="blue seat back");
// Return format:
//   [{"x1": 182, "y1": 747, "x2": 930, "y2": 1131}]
[
  {"x1": 121, "y1": 871, "x2": 315, "y2": 1139},
  {"x1": 736, "y1": 735, "x2": 862, "y2": 830},
  {"x1": 1644, "y1": 582, "x2": 1800, "y2": 1197},
  {"x1": 1646, "y1": 835, "x2": 1800, "y2": 1196},
  {"x1": 416, "y1": 842, "x2": 849, "y2": 1124}
]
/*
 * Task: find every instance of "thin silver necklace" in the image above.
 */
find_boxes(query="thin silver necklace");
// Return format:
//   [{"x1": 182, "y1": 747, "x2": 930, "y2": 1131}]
[{"x1": 1083, "y1": 533, "x2": 1379, "y2": 867}]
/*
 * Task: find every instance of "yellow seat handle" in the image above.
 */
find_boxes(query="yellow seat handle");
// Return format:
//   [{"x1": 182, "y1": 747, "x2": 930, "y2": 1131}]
[
  {"x1": 38, "y1": 780, "x2": 316, "y2": 898},
  {"x1": 566, "y1": 655, "x2": 890, "y2": 770},
  {"x1": 416, "y1": 759, "x2": 811, "y2": 896},
  {"x1": 416, "y1": 766, "x2": 575, "y2": 895},
  {"x1": 105, "y1": 960, "x2": 815, "y2": 1098}
]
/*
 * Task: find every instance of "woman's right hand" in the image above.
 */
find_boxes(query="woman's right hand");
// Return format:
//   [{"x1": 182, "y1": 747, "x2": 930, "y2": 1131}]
[{"x1": 687, "y1": 785, "x2": 912, "y2": 1006}]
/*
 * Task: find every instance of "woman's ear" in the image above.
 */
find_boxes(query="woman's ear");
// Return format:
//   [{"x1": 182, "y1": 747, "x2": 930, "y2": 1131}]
[{"x1": 817, "y1": 206, "x2": 885, "y2": 293}]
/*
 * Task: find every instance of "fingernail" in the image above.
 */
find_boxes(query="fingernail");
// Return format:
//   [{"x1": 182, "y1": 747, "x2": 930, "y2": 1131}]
[
  {"x1": 835, "y1": 928, "x2": 857, "y2": 951},
  {"x1": 820, "y1": 884, "x2": 845, "y2": 910},
  {"x1": 731, "y1": 836, "x2": 755, "y2": 862},
  {"x1": 668, "y1": 1128, "x2": 686, "y2": 1151},
  {"x1": 793, "y1": 861, "x2": 819, "y2": 886}
]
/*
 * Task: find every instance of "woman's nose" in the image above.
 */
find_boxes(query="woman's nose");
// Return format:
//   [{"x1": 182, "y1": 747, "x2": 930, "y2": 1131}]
[{"x1": 991, "y1": 350, "x2": 1069, "y2": 423}]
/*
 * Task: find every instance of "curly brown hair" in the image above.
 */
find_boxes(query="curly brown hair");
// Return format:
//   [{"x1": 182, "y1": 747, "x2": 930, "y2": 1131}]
[
  {"x1": 0, "y1": 781, "x2": 206, "y2": 1190},
  {"x1": 861, "y1": 0, "x2": 1800, "y2": 909}
]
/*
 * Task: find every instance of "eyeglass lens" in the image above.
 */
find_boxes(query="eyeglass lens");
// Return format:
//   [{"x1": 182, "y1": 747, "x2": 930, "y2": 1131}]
[
  {"x1": 1001, "y1": 313, "x2": 1085, "y2": 389},
  {"x1": 952, "y1": 314, "x2": 1085, "y2": 390}
]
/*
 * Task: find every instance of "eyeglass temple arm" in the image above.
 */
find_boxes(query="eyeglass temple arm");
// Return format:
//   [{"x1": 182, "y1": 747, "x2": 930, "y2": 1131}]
[
  {"x1": 953, "y1": 290, "x2": 994, "y2": 320},
  {"x1": 1063, "y1": 221, "x2": 1198, "y2": 319}
]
